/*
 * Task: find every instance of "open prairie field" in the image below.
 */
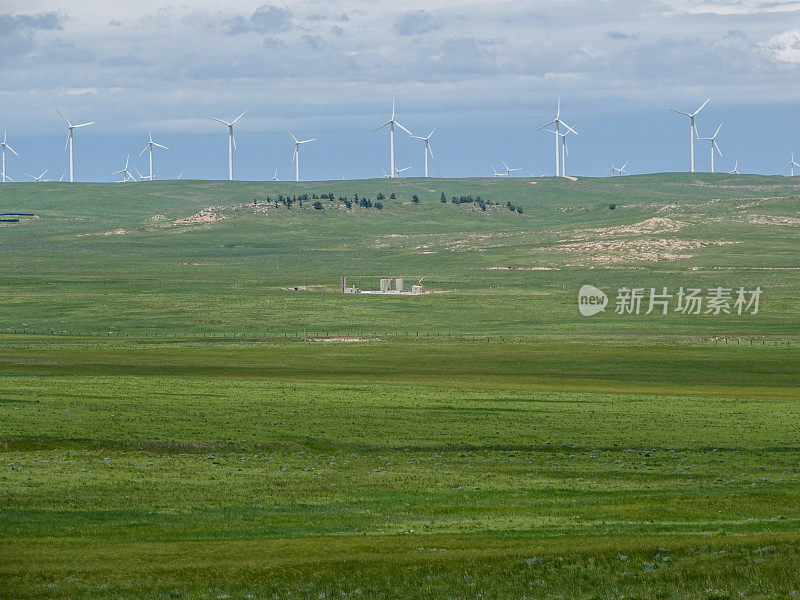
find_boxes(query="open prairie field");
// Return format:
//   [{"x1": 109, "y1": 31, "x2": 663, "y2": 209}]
[{"x1": 1, "y1": 175, "x2": 799, "y2": 599}]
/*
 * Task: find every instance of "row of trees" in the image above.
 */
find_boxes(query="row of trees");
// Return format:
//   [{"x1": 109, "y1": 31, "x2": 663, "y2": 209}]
[
  {"x1": 259, "y1": 191, "x2": 522, "y2": 214},
  {"x1": 437, "y1": 192, "x2": 524, "y2": 214}
]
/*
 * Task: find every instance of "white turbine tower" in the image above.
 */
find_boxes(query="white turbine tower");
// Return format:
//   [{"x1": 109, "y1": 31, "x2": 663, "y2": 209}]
[
  {"x1": 698, "y1": 122, "x2": 723, "y2": 173},
  {"x1": 500, "y1": 160, "x2": 522, "y2": 177},
  {"x1": 288, "y1": 131, "x2": 316, "y2": 182},
  {"x1": 1, "y1": 129, "x2": 19, "y2": 182},
  {"x1": 138, "y1": 127, "x2": 169, "y2": 181},
  {"x1": 210, "y1": 109, "x2": 247, "y2": 180},
  {"x1": 537, "y1": 98, "x2": 577, "y2": 177},
  {"x1": 410, "y1": 127, "x2": 436, "y2": 177},
  {"x1": 558, "y1": 128, "x2": 578, "y2": 177},
  {"x1": 111, "y1": 155, "x2": 137, "y2": 182},
  {"x1": 729, "y1": 158, "x2": 741, "y2": 175},
  {"x1": 26, "y1": 170, "x2": 49, "y2": 182},
  {"x1": 372, "y1": 100, "x2": 412, "y2": 178},
  {"x1": 56, "y1": 109, "x2": 94, "y2": 183},
  {"x1": 785, "y1": 150, "x2": 800, "y2": 177},
  {"x1": 670, "y1": 99, "x2": 710, "y2": 173},
  {"x1": 609, "y1": 159, "x2": 629, "y2": 176}
]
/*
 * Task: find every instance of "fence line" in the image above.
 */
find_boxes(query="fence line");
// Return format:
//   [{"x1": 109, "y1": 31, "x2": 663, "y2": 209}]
[{"x1": 0, "y1": 328, "x2": 798, "y2": 347}]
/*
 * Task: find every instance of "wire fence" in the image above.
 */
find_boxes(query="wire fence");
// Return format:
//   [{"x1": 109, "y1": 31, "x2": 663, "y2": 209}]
[{"x1": 1, "y1": 327, "x2": 799, "y2": 347}]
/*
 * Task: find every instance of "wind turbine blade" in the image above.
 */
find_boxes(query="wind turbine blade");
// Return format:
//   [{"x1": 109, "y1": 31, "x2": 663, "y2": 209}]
[
  {"x1": 713, "y1": 123, "x2": 723, "y2": 138},
  {"x1": 562, "y1": 122, "x2": 578, "y2": 135},
  {"x1": 73, "y1": 122, "x2": 94, "y2": 128},
  {"x1": 395, "y1": 121, "x2": 413, "y2": 136},
  {"x1": 670, "y1": 109, "x2": 691, "y2": 117},
  {"x1": 537, "y1": 119, "x2": 557, "y2": 130},
  {"x1": 427, "y1": 143, "x2": 433, "y2": 158},
  {"x1": 56, "y1": 109, "x2": 71, "y2": 126},
  {"x1": 231, "y1": 109, "x2": 248, "y2": 124},
  {"x1": 372, "y1": 121, "x2": 390, "y2": 132},
  {"x1": 153, "y1": 143, "x2": 169, "y2": 150},
  {"x1": 501, "y1": 160, "x2": 510, "y2": 170},
  {"x1": 232, "y1": 131, "x2": 236, "y2": 150},
  {"x1": 139, "y1": 146, "x2": 149, "y2": 157},
  {"x1": 209, "y1": 117, "x2": 230, "y2": 126},
  {"x1": 6, "y1": 144, "x2": 19, "y2": 157},
  {"x1": 714, "y1": 141, "x2": 723, "y2": 157},
  {"x1": 288, "y1": 131, "x2": 299, "y2": 143},
  {"x1": 64, "y1": 134, "x2": 70, "y2": 151},
  {"x1": 693, "y1": 98, "x2": 711, "y2": 115},
  {"x1": 300, "y1": 138, "x2": 316, "y2": 144},
  {"x1": 427, "y1": 126, "x2": 437, "y2": 139}
]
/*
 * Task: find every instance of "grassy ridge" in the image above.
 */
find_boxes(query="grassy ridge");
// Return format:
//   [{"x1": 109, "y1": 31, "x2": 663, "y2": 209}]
[{"x1": 1, "y1": 175, "x2": 799, "y2": 339}]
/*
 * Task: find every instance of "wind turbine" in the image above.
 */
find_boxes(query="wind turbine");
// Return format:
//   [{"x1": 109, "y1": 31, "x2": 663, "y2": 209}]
[
  {"x1": 537, "y1": 98, "x2": 577, "y2": 177},
  {"x1": 26, "y1": 170, "x2": 49, "y2": 182},
  {"x1": 394, "y1": 165, "x2": 412, "y2": 178},
  {"x1": 288, "y1": 131, "x2": 316, "y2": 182},
  {"x1": 138, "y1": 126, "x2": 169, "y2": 181},
  {"x1": 410, "y1": 127, "x2": 436, "y2": 177},
  {"x1": 56, "y1": 109, "x2": 94, "y2": 182},
  {"x1": 1, "y1": 129, "x2": 19, "y2": 182},
  {"x1": 609, "y1": 159, "x2": 629, "y2": 176},
  {"x1": 380, "y1": 166, "x2": 390, "y2": 178},
  {"x1": 210, "y1": 109, "x2": 247, "y2": 180},
  {"x1": 372, "y1": 100, "x2": 412, "y2": 178},
  {"x1": 272, "y1": 168, "x2": 279, "y2": 181},
  {"x1": 729, "y1": 158, "x2": 741, "y2": 175},
  {"x1": 490, "y1": 165, "x2": 505, "y2": 177},
  {"x1": 698, "y1": 122, "x2": 723, "y2": 173},
  {"x1": 500, "y1": 159, "x2": 522, "y2": 177},
  {"x1": 670, "y1": 99, "x2": 710, "y2": 173},
  {"x1": 111, "y1": 155, "x2": 137, "y2": 182},
  {"x1": 785, "y1": 150, "x2": 800, "y2": 177}
]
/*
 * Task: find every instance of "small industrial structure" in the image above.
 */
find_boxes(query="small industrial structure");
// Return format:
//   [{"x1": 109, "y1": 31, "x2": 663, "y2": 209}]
[{"x1": 341, "y1": 276, "x2": 424, "y2": 294}]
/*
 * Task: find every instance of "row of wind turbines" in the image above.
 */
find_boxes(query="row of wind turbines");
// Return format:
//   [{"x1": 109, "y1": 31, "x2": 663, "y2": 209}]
[{"x1": 2, "y1": 100, "x2": 800, "y2": 182}]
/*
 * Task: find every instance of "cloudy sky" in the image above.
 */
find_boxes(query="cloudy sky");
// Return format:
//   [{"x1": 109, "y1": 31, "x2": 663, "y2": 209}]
[{"x1": 3, "y1": 0, "x2": 800, "y2": 180}]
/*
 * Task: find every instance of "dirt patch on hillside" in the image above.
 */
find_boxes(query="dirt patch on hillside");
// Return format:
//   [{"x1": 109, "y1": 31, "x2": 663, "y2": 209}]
[
  {"x1": 747, "y1": 215, "x2": 800, "y2": 226},
  {"x1": 480, "y1": 266, "x2": 560, "y2": 271},
  {"x1": 172, "y1": 208, "x2": 225, "y2": 226},
  {"x1": 571, "y1": 218, "x2": 687, "y2": 240},
  {"x1": 558, "y1": 238, "x2": 737, "y2": 264}
]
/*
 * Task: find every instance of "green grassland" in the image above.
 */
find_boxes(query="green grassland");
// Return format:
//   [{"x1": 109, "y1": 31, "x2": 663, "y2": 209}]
[
  {"x1": 1, "y1": 174, "x2": 799, "y2": 339},
  {"x1": 1, "y1": 175, "x2": 800, "y2": 599}
]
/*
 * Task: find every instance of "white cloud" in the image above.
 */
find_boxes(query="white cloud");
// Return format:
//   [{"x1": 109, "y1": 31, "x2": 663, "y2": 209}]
[
  {"x1": 1, "y1": 0, "x2": 799, "y2": 135},
  {"x1": 762, "y1": 29, "x2": 800, "y2": 63}
]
